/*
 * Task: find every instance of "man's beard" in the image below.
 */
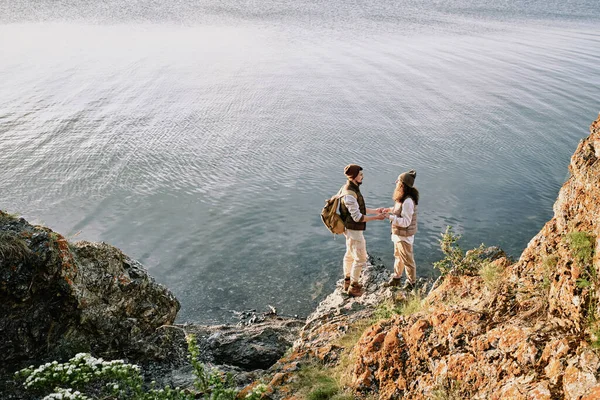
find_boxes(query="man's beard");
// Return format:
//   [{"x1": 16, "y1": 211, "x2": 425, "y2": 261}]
[{"x1": 356, "y1": 181, "x2": 362, "y2": 186}]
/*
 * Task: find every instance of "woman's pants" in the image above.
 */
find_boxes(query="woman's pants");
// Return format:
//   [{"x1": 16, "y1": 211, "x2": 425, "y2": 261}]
[{"x1": 393, "y1": 240, "x2": 416, "y2": 284}]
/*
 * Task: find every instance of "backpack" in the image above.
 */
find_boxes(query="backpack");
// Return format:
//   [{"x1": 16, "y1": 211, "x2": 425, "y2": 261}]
[{"x1": 320, "y1": 187, "x2": 357, "y2": 234}]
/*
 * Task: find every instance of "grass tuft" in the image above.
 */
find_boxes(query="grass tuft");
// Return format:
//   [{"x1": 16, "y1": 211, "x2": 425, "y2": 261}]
[
  {"x1": 541, "y1": 255, "x2": 558, "y2": 290},
  {"x1": 479, "y1": 262, "x2": 502, "y2": 291},
  {"x1": 0, "y1": 231, "x2": 31, "y2": 260},
  {"x1": 564, "y1": 231, "x2": 595, "y2": 268},
  {"x1": 292, "y1": 364, "x2": 340, "y2": 400},
  {"x1": 399, "y1": 293, "x2": 425, "y2": 316},
  {"x1": 373, "y1": 299, "x2": 402, "y2": 320}
]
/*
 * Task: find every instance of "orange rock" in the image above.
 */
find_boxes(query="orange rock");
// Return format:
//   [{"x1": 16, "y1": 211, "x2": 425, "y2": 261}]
[
  {"x1": 407, "y1": 319, "x2": 430, "y2": 344},
  {"x1": 540, "y1": 338, "x2": 571, "y2": 364},
  {"x1": 563, "y1": 365, "x2": 598, "y2": 400},
  {"x1": 544, "y1": 358, "x2": 564, "y2": 385},
  {"x1": 527, "y1": 381, "x2": 552, "y2": 400},
  {"x1": 581, "y1": 385, "x2": 600, "y2": 400}
]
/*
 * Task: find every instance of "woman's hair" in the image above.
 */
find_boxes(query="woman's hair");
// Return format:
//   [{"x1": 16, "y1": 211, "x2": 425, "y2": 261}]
[{"x1": 393, "y1": 182, "x2": 419, "y2": 205}]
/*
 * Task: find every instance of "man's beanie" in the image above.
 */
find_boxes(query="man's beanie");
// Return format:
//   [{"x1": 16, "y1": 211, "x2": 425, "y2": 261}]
[
  {"x1": 399, "y1": 169, "x2": 417, "y2": 188},
  {"x1": 344, "y1": 164, "x2": 363, "y2": 179}
]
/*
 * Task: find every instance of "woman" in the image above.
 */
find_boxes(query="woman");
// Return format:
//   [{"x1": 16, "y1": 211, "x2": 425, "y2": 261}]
[{"x1": 381, "y1": 169, "x2": 419, "y2": 290}]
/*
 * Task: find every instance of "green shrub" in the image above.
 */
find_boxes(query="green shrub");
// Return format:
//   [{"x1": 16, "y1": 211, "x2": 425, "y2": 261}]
[
  {"x1": 373, "y1": 300, "x2": 402, "y2": 320},
  {"x1": 186, "y1": 334, "x2": 236, "y2": 399},
  {"x1": 433, "y1": 226, "x2": 490, "y2": 277},
  {"x1": 563, "y1": 231, "x2": 599, "y2": 345},
  {"x1": 433, "y1": 226, "x2": 463, "y2": 276},
  {"x1": 15, "y1": 335, "x2": 238, "y2": 399},
  {"x1": 15, "y1": 353, "x2": 159, "y2": 399},
  {"x1": 244, "y1": 383, "x2": 268, "y2": 400},
  {"x1": 563, "y1": 231, "x2": 596, "y2": 292}
]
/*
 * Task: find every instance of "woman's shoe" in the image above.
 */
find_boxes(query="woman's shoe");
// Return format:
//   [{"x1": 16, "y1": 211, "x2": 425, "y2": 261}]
[{"x1": 384, "y1": 277, "x2": 402, "y2": 287}]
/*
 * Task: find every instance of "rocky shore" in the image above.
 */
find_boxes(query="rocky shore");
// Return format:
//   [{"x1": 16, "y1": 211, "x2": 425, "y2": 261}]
[
  {"x1": 251, "y1": 114, "x2": 600, "y2": 399},
  {"x1": 0, "y1": 211, "x2": 305, "y2": 397},
  {"x1": 1, "y1": 114, "x2": 599, "y2": 399}
]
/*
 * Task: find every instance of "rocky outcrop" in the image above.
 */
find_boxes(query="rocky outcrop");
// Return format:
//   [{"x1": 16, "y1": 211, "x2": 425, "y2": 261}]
[
  {"x1": 246, "y1": 258, "x2": 406, "y2": 398},
  {"x1": 256, "y1": 115, "x2": 600, "y2": 399},
  {"x1": 145, "y1": 314, "x2": 305, "y2": 391},
  {"x1": 348, "y1": 115, "x2": 600, "y2": 399},
  {"x1": 0, "y1": 213, "x2": 180, "y2": 370},
  {"x1": 0, "y1": 212, "x2": 306, "y2": 398},
  {"x1": 184, "y1": 316, "x2": 304, "y2": 370}
]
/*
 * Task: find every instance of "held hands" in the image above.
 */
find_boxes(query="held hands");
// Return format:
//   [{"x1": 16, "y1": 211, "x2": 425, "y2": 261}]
[
  {"x1": 368, "y1": 207, "x2": 391, "y2": 221},
  {"x1": 373, "y1": 213, "x2": 387, "y2": 221}
]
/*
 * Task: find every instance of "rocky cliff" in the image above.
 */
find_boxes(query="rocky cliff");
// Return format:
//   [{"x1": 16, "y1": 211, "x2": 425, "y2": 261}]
[
  {"x1": 0, "y1": 214, "x2": 181, "y2": 370},
  {"x1": 256, "y1": 115, "x2": 600, "y2": 399},
  {"x1": 0, "y1": 211, "x2": 304, "y2": 398}
]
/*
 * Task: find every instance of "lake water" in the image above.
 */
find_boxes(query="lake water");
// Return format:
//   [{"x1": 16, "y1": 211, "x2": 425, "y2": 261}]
[{"x1": 1, "y1": 0, "x2": 599, "y2": 323}]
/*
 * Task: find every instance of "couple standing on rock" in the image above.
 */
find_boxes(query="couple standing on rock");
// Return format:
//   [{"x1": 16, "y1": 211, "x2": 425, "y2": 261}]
[{"x1": 340, "y1": 164, "x2": 419, "y2": 297}]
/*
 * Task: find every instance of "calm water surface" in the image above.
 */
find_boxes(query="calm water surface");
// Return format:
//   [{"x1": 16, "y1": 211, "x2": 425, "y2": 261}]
[{"x1": 1, "y1": 0, "x2": 599, "y2": 322}]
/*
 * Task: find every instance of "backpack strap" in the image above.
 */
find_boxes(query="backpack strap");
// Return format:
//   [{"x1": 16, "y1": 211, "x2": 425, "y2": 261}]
[{"x1": 338, "y1": 189, "x2": 357, "y2": 199}]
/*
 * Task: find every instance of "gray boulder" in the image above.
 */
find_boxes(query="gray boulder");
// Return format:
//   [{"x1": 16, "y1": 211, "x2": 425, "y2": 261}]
[
  {"x1": 0, "y1": 211, "x2": 180, "y2": 370},
  {"x1": 183, "y1": 316, "x2": 305, "y2": 370}
]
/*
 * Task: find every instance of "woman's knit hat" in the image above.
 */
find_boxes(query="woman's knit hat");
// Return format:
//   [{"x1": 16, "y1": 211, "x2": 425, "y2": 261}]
[{"x1": 399, "y1": 169, "x2": 417, "y2": 188}]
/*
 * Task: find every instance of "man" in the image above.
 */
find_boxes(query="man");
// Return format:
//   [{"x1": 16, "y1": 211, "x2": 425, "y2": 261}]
[{"x1": 339, "y1": 164, "x2": 386, "y2": 297}]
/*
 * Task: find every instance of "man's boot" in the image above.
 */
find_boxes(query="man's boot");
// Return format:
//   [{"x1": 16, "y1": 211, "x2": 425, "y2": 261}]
[
  {"x1": 347, "y1": 282, "x2": 363, "y2": 297},
  {"x1": 343, "y1": 277, "x2": 351, "y2": 292}
]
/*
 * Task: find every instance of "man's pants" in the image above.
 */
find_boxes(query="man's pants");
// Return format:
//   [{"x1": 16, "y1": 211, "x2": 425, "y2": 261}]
[
  {"x1": 343, "y1": 235, "x2": 367, "y2": 283},
  {"x1": 393, "y1": 240, "x2": 416, "y2": 284}
]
